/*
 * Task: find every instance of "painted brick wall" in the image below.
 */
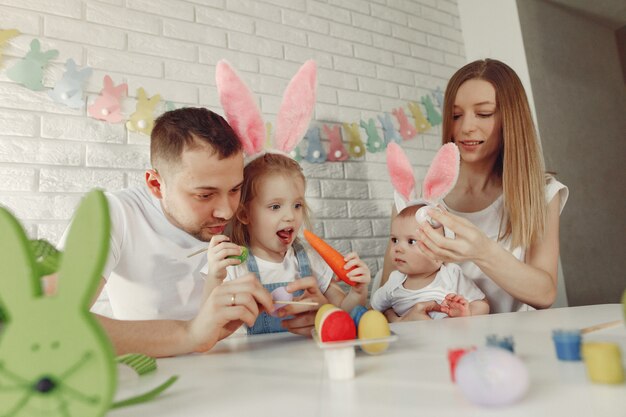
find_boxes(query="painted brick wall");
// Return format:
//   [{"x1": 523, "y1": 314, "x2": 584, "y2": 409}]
[{"x1": 0, "y1": 0, "x2": 465, "y2": 277}]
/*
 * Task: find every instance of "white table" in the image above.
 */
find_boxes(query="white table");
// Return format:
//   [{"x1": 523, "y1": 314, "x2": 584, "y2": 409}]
[{"x1": 111, "y1": 304, "x2": 626, "y2": 417}]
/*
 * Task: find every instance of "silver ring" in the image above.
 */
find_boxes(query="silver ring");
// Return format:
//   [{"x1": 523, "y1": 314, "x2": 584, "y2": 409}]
[{"x1": 230, "y1": 294, "x2": 236, "y2": 306}]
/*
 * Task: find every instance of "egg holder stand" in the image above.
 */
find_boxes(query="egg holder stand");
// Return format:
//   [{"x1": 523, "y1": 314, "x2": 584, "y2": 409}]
[{"x1": 311, "y1": 330, "x2": 398, "y2": 380}]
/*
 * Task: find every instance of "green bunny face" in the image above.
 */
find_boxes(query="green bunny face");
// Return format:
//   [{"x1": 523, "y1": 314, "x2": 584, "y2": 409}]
[{"x1": 0, "y1": 190, "x2": 116, "y2": 417}]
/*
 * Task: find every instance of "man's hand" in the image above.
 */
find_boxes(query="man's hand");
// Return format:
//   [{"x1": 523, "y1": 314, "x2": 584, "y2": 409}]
[
  {"x1": 204, "y1": 235, "x2": 245, "y2": 282},
  {"x1": 187, "y1": 274, "x2": 274, "y2": 352}
]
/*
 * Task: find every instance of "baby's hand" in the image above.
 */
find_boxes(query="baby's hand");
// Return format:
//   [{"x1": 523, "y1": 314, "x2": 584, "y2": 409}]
[
  {"x1": 205, "y1": 235, "x2": 246, "y2": 282},
  {"x1": 439, "y1": 293, "x2": 470, "y2": 317},
  {"x1": 343, "y1": 252, "x2": 371, "y2": 294}
]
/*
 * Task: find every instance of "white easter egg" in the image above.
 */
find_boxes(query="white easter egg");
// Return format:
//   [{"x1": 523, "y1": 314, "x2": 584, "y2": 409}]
[
  {"x1": 455, "y1": 347, "x2": 529, "y2": 407},
  {"x1": 415, "y1": 206, "x2": 442, "y2": 229},
  {"x1": 270, "y1": 286, "x2": 292, "y2": 317}
]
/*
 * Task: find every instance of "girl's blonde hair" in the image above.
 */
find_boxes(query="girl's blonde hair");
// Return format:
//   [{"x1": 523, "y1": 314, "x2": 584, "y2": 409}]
[
  {"x1": 442, "y1": 59, "x2": 547, "y2": 249},
  {"x1": 231, "y1": 153, "x2": 310, "y2": 246}
]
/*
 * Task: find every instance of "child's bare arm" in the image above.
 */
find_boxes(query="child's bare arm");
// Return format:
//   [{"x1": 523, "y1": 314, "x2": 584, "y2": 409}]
[{"x1": 469, "y1": 299, "x2": 489, "y2": 316}]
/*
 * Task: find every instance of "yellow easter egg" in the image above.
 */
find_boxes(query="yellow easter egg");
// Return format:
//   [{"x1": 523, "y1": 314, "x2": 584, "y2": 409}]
[
  {"x1": 315, "y1": 304, "x2": 338, "y2": 335},
  {"x1": 358, "y1": 310, "x2": 391, "y2": 354}
]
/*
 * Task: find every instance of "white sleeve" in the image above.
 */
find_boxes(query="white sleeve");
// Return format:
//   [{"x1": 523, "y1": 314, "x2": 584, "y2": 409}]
[
  {"x1": 445, "y1": 263, "x2": 485, "y2": 302},
  {"x1": 369, "y1": 272, "x2": 398, "y2": 312},
  {"x1": 305, "y1": 247, "x2": 334, "y2": 294},
  {"x1": 58, "y1": 192, "x2": 124, "y2": 281},
  {"x1": 545, "y1": 176, "x2": 568, "y2": 214}
]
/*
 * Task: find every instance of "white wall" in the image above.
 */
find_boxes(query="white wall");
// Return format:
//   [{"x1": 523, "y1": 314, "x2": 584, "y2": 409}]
[{"x1": 0, "y1": 0, "x2": 466, "y2": 276}]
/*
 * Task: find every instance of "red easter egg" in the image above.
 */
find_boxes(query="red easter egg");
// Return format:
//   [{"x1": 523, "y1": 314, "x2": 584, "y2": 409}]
[{"x1": 320, "y1": 310, "x2": 356, "y2": 342}]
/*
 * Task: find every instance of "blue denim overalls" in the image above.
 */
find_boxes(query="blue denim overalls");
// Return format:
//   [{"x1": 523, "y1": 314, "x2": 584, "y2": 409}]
[{"x1": 246, "y1": 240, "x2": 310, "y2": 335}]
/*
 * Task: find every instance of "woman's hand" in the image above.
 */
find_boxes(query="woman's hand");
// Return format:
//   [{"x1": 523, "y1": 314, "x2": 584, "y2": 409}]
[
  {"x1": 416, "y1": 208, "x2": 494, "y2": 264},
  {"x1": 401, "y1": 301, "x2": 441, "y2": 321},
  {"x1": 204, "y1": 235, "x2": 246, "y2": 282},
  {"x1": 188, "y1": 274, "x2": 274, "y2": 352},
  {"x1": 277, "y1": 277, "x2": 330, "y2": 336}
]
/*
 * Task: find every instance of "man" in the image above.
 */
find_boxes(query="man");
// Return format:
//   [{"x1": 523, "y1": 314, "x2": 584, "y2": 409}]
[{"x1": 61, "y1": 108, "x2": 323, "y2": 357}]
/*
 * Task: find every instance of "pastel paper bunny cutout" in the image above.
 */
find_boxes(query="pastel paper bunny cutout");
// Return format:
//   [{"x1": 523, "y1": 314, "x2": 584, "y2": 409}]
[
  {"x1": 88, "y1": 75, "x2": 128, "y2": 123},
  {"x1": 0, "y1": 29, "x2": 20, "y2": 65},
  {"x1": 360, "y1": 118, "x2": 384, "y2": 153},
  {"x1": 216, "y1": 59, "x2": 317, "y2": 162},
  {"x1": 304, "y1": 126, "x2": 327, "y2": 163},
  {"x1": 421, "y1": 95, "x2": 442, "y2": 126},
  {"x1": 433, "y1": 86, "x2": 444, "y2": 110},
  {"x1": 343, "y1": 122, "x2": 366, "y2": 158},
  {"x1": 386, "y1": 141, "x2": 460, "y2": 228},
  {"x1": 378, "y1": 112, "x2": 402, "y2": 145},
  {"x1": 7, "y1": 39, "x2": 59, "y2": 91},
  {"x1": 323, "y1": 124, "x2": 348, "y2": 162},
  {"x1": 49, "y1": 58, "x2": 93, "y2": 109},
  {"x1": 126, "y1": 88, "x2": 161, "y2": 135},
  {"x1": 392, "y1": 107, "x2": 417, "y2": 141},
  {"x1": 0, "y1": 190, "x2": 116, "y2": 417},
  {"x1": 408, "y1": 101, "x2": 432, "y2": 133}
]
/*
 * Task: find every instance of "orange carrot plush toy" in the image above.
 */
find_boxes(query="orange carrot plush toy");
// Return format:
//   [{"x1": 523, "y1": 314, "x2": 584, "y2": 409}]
[{"x1": 303, "y1": 229, "x2": 357, "y2": 286}]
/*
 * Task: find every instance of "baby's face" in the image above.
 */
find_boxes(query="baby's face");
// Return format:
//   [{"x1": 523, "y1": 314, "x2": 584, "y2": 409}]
[{"x1": 390, "y1": 214, "x2": 441, "y2": 276}]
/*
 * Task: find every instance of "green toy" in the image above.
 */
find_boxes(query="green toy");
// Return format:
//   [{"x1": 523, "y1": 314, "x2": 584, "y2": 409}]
[{"x1": 0, "y1": 190, "x2": 177, "y2": 416}]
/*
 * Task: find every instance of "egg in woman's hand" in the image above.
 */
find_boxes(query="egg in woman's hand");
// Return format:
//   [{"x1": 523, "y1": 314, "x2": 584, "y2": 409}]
[
  {"x1": 455, "y1": 347, "x2": 529, "y2": 407},
  {"x1": 357, "y1": 310, "x2": 391, "y2": 355}
]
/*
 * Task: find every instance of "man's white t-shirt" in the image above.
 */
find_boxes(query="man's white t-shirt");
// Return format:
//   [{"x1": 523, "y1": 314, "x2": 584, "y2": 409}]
[
  {"x1": 441, "y1": 177, "x2": 568, "y2": 313},
  {"x1": 61, "y1": 186, "x2": 209, "y2": 320},
  {"x1": 370, "y1": 263, "x2": 485, "y2": 317}
]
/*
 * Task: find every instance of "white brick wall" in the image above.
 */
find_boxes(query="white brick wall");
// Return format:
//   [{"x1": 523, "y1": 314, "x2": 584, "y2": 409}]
[{"x1": 0, "y1": 0, "x2": 465, "y2": 278}]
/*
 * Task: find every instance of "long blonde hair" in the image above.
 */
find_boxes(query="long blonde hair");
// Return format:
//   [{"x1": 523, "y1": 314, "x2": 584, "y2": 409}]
[
  {"x1": 442, "y1": 59, "x2": 547, "y2": 249},
  {"x1": 231, "y1": 153, "x2": 311, "y2": 247}
]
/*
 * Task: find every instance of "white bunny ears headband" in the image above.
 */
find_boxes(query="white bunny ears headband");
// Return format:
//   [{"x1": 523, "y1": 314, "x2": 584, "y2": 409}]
[
  {"x1": 386, "y1": 141, "x2": 460, "y2": 231},
  {"x1": 215, "y1": 59, "x2": 317, "y2": 164}
]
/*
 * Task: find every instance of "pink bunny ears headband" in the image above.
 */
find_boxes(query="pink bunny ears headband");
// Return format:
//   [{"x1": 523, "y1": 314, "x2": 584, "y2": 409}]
[
  {"x1": 215, "y1": 59, "x2": 317, "y2": 163},
  {"x1": 386, "y1": 141, "x2": 460, "y2": 228}
]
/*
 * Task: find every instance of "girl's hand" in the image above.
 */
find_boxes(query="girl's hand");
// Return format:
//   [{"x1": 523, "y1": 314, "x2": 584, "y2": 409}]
[
  {"x1": 343, "y1": 252, "x2": 371, "y2": 295},
  {"x1": 205, "y1": 235, "x2": 246, "y2": 282},
  {"x1": 416, "y1": 208, "x2": 493, "y2": 264},
  {"x1": 278, "y1": 277, "x2": 330, "y2": 336},
  {"x1": 439, "y1": 293, "x2": 470, "y2": 317}
]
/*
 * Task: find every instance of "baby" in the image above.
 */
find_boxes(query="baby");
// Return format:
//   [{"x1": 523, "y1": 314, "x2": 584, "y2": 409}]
[{"x1": 371, "y1": 204, "x2": 489, "y2": 320}]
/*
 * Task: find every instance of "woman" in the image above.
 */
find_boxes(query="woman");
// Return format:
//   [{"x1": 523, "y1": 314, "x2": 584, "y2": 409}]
[{"x1": 381, "y1": 58, "x2": 568, "y2": 315}]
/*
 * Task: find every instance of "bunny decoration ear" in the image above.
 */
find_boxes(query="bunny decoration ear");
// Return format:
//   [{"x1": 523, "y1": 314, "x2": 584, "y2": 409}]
[
  {"x1": 386, "y1": 141, "x2": 460, "y2": 214},
  {"x1": 216, "y1": 59, "x2": 317, "y2": 158}
]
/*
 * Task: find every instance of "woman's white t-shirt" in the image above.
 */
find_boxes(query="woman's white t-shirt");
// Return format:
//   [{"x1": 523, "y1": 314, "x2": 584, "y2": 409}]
[{"x1": 440, "y1": 177, "x2": 568, "y2": 313}]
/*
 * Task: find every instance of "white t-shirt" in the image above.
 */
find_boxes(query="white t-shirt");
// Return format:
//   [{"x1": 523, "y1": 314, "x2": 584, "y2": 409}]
[
  {"x1": 370, "y1": 263, "x2": 485, "y2": 318},
  {"x1": 441, "y1": 176, "x2": 568, "y2": 313},
  {"x1": 223, "y1": 244, "x2": 334, "y2": 293},
  {"x1": 61, "y1": 186, "x2": 209, "y2": 320}
]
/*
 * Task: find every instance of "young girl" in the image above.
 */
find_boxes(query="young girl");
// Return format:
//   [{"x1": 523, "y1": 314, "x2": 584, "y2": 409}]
[
  {"x1": 202, "y1": 59, "x2": 370, "y2": 335},
  {"x1": 221, "y1": 153, "x2": 370, "y2": 334},
  {"x1": 381, "y1": 59, "x2": 568, "y2": 315}
]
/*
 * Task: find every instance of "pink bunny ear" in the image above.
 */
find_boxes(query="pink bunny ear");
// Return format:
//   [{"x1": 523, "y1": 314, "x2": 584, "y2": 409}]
[
  {"x1": 386, "y1": 142, "x2": 416, "y2": 201},
  {"x1": 215, "y1": 60, "x2": 265, "y2": 156},
  {"x1": 422, "y1": 142, "x2": 460, "y2": 202},
  {"x1": 274, "y1": 60, "x2": 317, "y2": 153}
]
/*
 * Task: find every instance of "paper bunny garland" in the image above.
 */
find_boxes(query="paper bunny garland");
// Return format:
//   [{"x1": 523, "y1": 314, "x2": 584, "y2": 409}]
[
  {"x1": 216, "y1": 59, "x2": 317, "y2": 162},
  {"x1": 49, "y1": 58, "x2": 93, "y2": 109},
  {"x1": 88, "y1": 75, "x2": 128, "y2": 123},
  {"x1": 7, "y1": 39, "x2": 58, "y2": 91},
  {"x1": 386, "y1": 141, "x2": 460, "y2": 228}
]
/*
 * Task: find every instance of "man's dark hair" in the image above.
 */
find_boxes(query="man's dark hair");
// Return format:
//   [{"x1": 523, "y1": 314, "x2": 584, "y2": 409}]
[{"x1": 150, "y1": 107, "x2": 242, "y2": 170}]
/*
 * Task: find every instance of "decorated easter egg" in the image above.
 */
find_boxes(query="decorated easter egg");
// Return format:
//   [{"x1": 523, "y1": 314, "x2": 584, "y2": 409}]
[
  {"x1": 455, "y1": 347, "x2": 529, "y2": 407},
  {"x1": 270, "y1": 286, "x2": 293, "y2": 317},
  {"x1": 227, "y1": 246, "x2": 248, "y2": 263},
  {"x1": 357, "y1": 310, "x2": 391, "y2": 354},
  {"x1": 315, "y1": 304, "x2": 338, "y2": 334},
  {"x1": 350, "y1": 305, "x2": 368, "y2": 328},
  {"x1": 319, "y1": 309, "x2": 356, "y2": 342}
]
